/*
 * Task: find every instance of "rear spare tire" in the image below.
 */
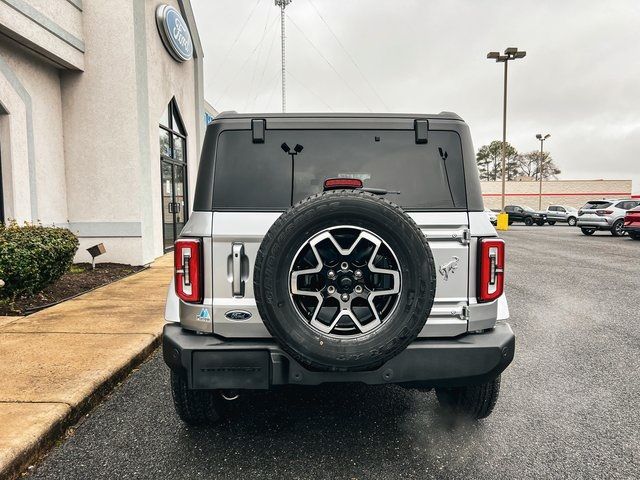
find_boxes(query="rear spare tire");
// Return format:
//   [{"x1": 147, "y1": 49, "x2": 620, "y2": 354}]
[{"x1": 254, "y1": 190, "x2": 436, "y2": 371}]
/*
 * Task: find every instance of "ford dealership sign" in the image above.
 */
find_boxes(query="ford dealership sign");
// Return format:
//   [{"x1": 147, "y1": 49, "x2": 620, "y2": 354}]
[{"x1": 156, "y1": 5, "x2": 193, "y2": 62}]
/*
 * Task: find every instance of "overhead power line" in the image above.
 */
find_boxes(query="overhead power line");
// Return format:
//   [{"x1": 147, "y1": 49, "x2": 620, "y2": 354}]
[
  {"x1": 286, "y1": 68, "x2": 334, "y2": 111},
  {"x1": 213, "y1": 0, "x2": 263, "y2": 76},
  {"x1": 286, "y1": 14, "x2": 372, "y2": 112},
  {"x1": 214, "y1": 16, "x2": 280, "y2": 105},
  {"x1": 305, "y1": 0, "x2": 389, "y2": 111},
  {"x1": 244, "y1": 7, "x2": 275, "y2": 111}
]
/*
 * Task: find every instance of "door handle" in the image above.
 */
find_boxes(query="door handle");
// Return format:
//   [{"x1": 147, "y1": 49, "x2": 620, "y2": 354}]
[
  {"x1": 168, "y1": 203, "x2": 174, "y2": 213},
  {"x1": 231, "y1": 243, "x2": 245, "y2": 297}
]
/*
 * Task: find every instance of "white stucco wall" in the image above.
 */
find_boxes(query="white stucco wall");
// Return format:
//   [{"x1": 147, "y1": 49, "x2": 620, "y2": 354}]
[
  {"x1": 1, "y1": 0, "x2": 204, "y2": 266},
  {"x1": 0, "y1": 35, "x2": 69, "y2": 224},
  {"x1": 0, "y1": 0, "x2": 84, "y2": 69},
  {"x1": 144, "y1": 0, "x2": 200, "y2": 263}
]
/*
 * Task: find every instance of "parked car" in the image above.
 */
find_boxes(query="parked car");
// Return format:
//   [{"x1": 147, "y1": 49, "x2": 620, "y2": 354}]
[
  {"x1": 163, "y1": 112, "x2": 514, "y2": 424},
  {"x1": 623, "y1": 205, "x2": 640, "y2": 240},
  {"x1": 484, "y1": 207, "x2": 497, "y2": 225},
  {"x1": 577, "y1": 199, "x2": 640, "y2": 236},
  {"x1": 545, "y1": 205, "x2": 578, "y2": 226},
  {"x1": 504, "y1": 205, "x2": 547, "y2": 226}
]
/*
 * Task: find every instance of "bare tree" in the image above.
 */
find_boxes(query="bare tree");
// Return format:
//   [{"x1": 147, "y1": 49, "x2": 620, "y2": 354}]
[{"x1": 519, "y1": 150, "x2": 561, "y2": 180}]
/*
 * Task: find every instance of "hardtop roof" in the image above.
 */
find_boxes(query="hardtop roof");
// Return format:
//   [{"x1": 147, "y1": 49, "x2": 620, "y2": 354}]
[{"x1": 213, "y1": 111, "x2": 464, "y2": 122}]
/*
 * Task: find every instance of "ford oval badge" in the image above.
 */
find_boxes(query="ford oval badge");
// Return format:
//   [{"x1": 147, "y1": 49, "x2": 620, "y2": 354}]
[{"x1": 224, "y1": 310, "x2": 252, "y2": 321}]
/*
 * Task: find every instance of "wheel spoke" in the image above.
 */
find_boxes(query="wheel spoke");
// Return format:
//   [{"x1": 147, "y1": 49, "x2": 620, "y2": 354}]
[{"x1": 289, "y1": 226, "x2": 401, "y2": 338}]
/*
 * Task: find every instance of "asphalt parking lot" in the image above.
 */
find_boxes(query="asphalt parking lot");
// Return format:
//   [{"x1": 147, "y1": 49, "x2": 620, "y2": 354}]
[{"x1": 27, "y1": 226, "x2": 640, "y2": 480}]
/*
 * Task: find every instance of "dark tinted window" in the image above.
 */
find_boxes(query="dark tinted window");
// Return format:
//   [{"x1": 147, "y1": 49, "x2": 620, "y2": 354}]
[
  {"x1": 617, "y1": 201, "x2": 639, "y2": 210},
  {"x1": 582, "y1": 201, "x2": 612, "y2": 210},
  {"x1": 212, "y1": 129, "x2": 466, "y2": 210}
]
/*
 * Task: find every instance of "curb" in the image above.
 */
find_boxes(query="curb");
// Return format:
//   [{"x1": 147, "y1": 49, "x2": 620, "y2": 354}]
[{"x1": 2, "y1": 335, "x2": 162, "y2": 480}]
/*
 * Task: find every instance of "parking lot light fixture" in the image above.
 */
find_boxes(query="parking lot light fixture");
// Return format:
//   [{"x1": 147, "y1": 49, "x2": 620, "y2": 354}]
[
  {"x1": 486, "y1": 47, "x2": 527, "y2": 210},
  {"x1": 536, "y1": 133, "x2": 551, "y2": 210}
]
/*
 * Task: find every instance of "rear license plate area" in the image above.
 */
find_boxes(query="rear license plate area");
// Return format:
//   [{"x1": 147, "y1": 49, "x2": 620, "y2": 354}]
[{"x1": 192, "y1": 350, "x2": 270, "y2": 390}]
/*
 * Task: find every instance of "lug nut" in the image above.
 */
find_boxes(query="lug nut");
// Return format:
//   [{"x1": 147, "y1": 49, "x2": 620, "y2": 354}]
[
  {"x1": 354, "y1": 285, "x2": 363, "y2": 294},
  {"x1": 341, "y1": 293, "x2": 350, "y2": 302},
  {"x1": 327, "y1": 285, "x2": 336, "y2": 294},
  {"x1": 340, "y1": 261, "x2": 349, "y2": 271},
  {"x1": 354, "y1": 269, "x2": 363, "y2": 279},
  {"x1": 327, "y1": 270, "x2": 336, "y2": 280}
]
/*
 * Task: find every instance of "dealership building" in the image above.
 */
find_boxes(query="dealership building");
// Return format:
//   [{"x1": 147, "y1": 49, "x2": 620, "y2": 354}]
[{"x1": 0, "y1": 0, "x2": 211, "y2": 265}]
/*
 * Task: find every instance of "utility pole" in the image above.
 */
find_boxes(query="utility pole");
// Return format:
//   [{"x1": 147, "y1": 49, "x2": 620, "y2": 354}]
[
  {"x1": 275, "y1": 0, "x2": 291, "y2": 113},
  {"x1": 487, "y1": 47, "x2": 526, "y2": 210},
  {"x1": 536, "y1": 133, "x2": 551, "y2": 210}
]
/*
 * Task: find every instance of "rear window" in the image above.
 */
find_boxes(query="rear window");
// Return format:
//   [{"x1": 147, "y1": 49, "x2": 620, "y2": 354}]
[
  {"x1": 212, "y1": 129, "x2": 466, "y2": 210},
  {"x1": 582, "y1": 201, "x2": 612, "y2": 210}
]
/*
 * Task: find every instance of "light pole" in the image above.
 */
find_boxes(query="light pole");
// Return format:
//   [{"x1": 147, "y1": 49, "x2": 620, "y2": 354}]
[
  {"x1": 536, "y1": 133, "x2": 551, "y2": 210},
  {"x1": 487, "y1": 47, "x2": 526, "y2": 210},
  {"x1": 275, "y1": 0, "x2": 291, "y2": 113}
]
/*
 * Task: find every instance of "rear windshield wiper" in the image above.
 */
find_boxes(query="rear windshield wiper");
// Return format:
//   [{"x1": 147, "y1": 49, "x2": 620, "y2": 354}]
[{"x1": 361, "y1": 187, "x2": 401, "y2": 195}]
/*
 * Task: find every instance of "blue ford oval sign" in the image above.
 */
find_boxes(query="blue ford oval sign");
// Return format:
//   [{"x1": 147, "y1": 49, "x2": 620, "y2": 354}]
[{"x1": 156, "y1": 5, "x2": 193, "y2": 62}]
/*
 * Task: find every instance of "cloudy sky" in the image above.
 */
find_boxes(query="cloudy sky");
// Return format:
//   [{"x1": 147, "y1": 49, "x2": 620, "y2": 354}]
[{"x1": 191, "y1": 0, "x2": 640, "y2": 193}]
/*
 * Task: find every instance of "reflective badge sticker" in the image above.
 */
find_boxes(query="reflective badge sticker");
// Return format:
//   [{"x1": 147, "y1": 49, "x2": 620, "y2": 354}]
[{"x1": 196, "y1": 308, "x2": 211, "y2": 322}]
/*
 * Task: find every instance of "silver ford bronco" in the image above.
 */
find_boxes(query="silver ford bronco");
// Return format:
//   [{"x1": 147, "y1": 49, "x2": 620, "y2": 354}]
[{"x1": 163, "y1": 112, "x2": 514, "y2": 424}]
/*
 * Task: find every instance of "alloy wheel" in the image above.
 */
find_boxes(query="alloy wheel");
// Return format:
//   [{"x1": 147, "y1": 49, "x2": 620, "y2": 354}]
[{"x1": 289, "y1": 226, "x2": 401, "y2": 338}]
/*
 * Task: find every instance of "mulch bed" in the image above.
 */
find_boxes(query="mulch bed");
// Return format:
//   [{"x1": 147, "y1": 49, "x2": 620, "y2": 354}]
[{"x1": 0, "y1": 263, "x2": 145, "y2": 316}]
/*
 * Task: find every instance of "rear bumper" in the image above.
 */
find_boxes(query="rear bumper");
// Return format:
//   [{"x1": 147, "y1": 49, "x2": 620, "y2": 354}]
[
  {"x1": 623, "y1": 225, "x2": 640, "y2": 234},
  {"x1": 162, "y1": 323, "x2": 515, "y2": 389},
  {"x1": 577, "y1": 216, "x2": 610, "y2": 228}
]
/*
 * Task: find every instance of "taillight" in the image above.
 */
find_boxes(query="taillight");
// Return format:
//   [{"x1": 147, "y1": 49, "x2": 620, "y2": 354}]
[
  {"x1": 596, "y1": 210, "x2": 613, "y2": 216},
  {"x1": 478, "y1": 238, "x2": 505, "y2": 303},
  {"x1": 174, "y1": 238, "x2": 203, "y2": 303}
]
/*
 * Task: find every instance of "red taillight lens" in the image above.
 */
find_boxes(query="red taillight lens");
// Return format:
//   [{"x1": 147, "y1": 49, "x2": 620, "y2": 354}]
[
  {"x1": 478, "y1": 238, "x2": 505, "y2": 303},
  {"x1": 323, "y1": 178, "x2": 363, "y2": 190},
  {"x1": 596, "y1": 210, "x2": 613, "y2": 216},
  {"x1": 174, "y1": 238, "x2": 203, "y2": 303}
]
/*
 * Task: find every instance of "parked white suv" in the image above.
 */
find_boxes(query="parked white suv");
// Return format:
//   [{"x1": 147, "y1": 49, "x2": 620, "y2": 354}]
[
  {"x1": 577, "y1": 199, "x2": 640, "y2": 236},
  {"x1": 163, "y1": 112, "x2": 514, "y2": 424},
  {"x1": 546, "y1": 205, "x2": 578, "y2": 226}
]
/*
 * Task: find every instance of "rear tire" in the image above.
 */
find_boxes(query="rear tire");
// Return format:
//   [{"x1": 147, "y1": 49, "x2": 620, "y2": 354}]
[
  {"x1": 524, "y1": 217, "x2": 534, "y2": 226},
  {"x1": 535, "y1": 219, "x2": 545, "y2": 226},
  {"x1": 630, "y1": 232, "x2": 640, "y2": 240},
  {"x1": 611, "y1": 219, "x2": 625, "y2": 237},
  {"x1": 547, "y1": 221, "x2": 556, "y2": 225},
  {"x1": 170, "y1": 371, "x2": 226, "y2": 425},
  {"x1": 567, "y1": 216, "x2": 577, "y2": 226},
  {"x1": 581, "y1": 227, "x2": 596, "y2": 236},
  {"x1": 436, "y1": 376, "x2": 501, "y2": 420}
]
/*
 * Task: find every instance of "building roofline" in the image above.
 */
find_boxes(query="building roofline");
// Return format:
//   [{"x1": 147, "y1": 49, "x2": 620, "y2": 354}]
[{"x1": 178, "y1": 0, "x2": 203, "y2": 59}]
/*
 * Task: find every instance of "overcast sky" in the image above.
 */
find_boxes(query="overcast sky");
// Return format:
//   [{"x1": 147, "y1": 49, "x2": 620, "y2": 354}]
[{"x1": 191, "y1": 0, "x2": 640, "y2": 193}]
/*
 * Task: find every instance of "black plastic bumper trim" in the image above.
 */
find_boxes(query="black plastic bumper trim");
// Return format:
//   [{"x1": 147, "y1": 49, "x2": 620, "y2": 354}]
[{"x1": 162, "y1": 323, "x2": 515, "y2": 389}]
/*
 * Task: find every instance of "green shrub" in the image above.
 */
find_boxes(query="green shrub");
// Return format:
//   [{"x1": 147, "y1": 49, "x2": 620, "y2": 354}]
[{"x1": 0, "y1": 222, "x2": 79, "y2": 298}]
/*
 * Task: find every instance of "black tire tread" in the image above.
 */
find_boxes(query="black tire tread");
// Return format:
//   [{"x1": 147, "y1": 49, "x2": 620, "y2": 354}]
[
  {"x1": 435, "y1": 376, "x2": 501, "y2": 420},
  {"x1": 170, "y1": 371, "x2": 225, "y2": 425},
  {"x1": 253, "y1": 189, "x2": 436, "y2": 372},
  {"x1": 611, "y1": 219, "x2": 624, "y2": 237}
]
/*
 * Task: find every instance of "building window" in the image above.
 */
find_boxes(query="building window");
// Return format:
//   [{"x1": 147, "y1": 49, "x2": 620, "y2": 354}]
[{"x1": 160, "y1": 99, "x2": 188, "y2": 251}]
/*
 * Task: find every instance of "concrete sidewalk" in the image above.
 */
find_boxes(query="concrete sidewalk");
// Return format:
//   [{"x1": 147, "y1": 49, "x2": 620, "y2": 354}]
[{"x1": 0, "y1": 255, "x2": 172, "y2": 479}]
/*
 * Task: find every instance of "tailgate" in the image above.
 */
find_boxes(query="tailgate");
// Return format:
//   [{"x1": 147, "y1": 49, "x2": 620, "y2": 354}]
[{"x1": 210, "y1": 211, "x2": 469, "y2": 338}]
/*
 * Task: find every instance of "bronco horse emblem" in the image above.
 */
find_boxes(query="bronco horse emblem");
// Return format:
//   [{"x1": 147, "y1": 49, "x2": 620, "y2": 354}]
[{"x1": 439, "y1": 256, "x2": 460, "y2": 281}]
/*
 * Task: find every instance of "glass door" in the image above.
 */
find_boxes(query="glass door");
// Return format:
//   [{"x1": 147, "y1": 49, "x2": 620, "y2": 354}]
[
  {"x1": 159, "y1": 99, "x2": 188, "y2": 252},
  {"x1": 161, "y1": 160, "x2": 175, "y2": 251}
]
